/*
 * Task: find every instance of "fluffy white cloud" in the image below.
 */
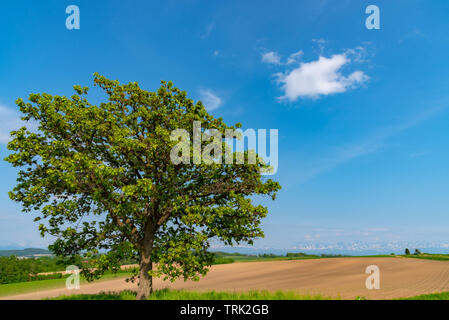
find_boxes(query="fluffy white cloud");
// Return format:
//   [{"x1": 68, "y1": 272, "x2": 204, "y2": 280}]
[
  {"x1": 261, "y1": 51, "x2": 282, "y2": 65},
  {"x1": 199, "y1": 89, "x2": 222, "y2": 111},
  {"x1": 276, "y1": 53, "x2": 369, "y2": 101}
]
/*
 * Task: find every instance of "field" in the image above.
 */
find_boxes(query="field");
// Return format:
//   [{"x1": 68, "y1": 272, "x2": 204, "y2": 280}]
[
  {"x1": 0, "y1": 272, "x2": 133, "y2": 298},
  {"x1": 2, "y1": 257, "x2": 449, "y2": 300}
]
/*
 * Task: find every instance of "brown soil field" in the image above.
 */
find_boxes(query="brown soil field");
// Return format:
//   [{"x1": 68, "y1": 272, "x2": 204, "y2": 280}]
[{"x1": 2, "y1": 257, "x2": 449, "y2": 300}]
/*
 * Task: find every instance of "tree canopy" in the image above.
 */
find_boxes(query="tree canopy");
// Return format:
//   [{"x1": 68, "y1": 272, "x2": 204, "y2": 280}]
[{"x1": 5, "y1": 73, "x2": 281, "y2": 299}]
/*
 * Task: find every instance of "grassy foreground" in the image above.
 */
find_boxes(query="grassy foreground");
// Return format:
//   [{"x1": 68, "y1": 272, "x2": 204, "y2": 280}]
[
  {"x1": 48, "y1": 289, "x2": 336, "y2": 300},
  {"x1": 48, "y1": 289, "x2": 449, "y2": 300},
  {"x1": 0, "y1": 272, "x2": 133, "y2": 298},
  {"x1": 397, "y1": 291, "x2": 449, "y2": 300}
]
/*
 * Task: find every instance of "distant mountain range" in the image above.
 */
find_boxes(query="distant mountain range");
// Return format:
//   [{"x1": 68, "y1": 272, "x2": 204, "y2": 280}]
[
  {"x1": 0, "y1": 248, "x2": 52, "y2": 257},
  {"x1": 210, "y1": 240, "x2": 449, "y2": 256}
]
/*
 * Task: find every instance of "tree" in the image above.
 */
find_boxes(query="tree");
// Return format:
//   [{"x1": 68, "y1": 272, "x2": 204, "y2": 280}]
[
  {"x1": 405, "y1": 248, "x2": 410, "y2": 255},
  {"x1": 5, "y1": 74, "x2": 281, "y2": 299}
]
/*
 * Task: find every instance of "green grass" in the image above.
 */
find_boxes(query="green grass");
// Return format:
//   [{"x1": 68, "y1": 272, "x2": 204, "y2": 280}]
[
  {"x1": 47, "y1": 291, "x2": 138, "y2": 300},
  {"x1": 211, "y1": 257, "x2": 235, "y2": 265},
  {"x1": 0, "y1": 278, "x2": 70, "y2": 297},
  {"x1": 48, "y1": 289, "x2": 449, "y2": 300},
  {"x1": 212, "y1": 252, "x2": 397, "y2": 264},
  {"x1": 222, "y1": 253, "x2": 449, "y2": 264},
  {"x1": 401, "y1": 253, "x2": 449, "y2": 261},
  {"x1": 397, "y1": 291, "x2": 449, "y2": 300},
  {"x1": 0, "y1": 272, "x2": 133, "y2": 297},
  {"x1": 49, "y1": 289, "x2": 336, "y2": 300},
  {"x1": 221, "y1": 255, "x2": 397, "y2": 263}
]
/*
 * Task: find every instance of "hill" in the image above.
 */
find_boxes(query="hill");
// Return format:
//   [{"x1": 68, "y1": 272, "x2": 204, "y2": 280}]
[{"x1": 0, "y1": 248, "x2": 51, "y2": 257}]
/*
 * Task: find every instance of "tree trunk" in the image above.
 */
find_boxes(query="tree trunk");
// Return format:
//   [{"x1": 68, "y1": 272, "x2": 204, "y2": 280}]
[
  {"x1": 136, "y1": 257, "x2": 153, "y2": 300},
  {"x1": 136, "y1": 224, "x2": 155, "y2": 300}
]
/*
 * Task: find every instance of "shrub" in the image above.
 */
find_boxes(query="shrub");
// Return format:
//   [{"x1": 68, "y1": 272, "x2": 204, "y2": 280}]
[{"x1": 211, "y1": 257, "x2": 235, "y2": 265}]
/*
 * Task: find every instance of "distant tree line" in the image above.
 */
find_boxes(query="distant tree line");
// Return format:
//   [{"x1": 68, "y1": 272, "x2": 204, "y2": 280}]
[
  {"x1": 0, "y1": 254, "x2": 140, "y2": 285},
  {"x1": 213, "y1": 252, "x2": 347, "y2": 259},
  {"x1": 0, "y1": 256, "x2": 71, "y2": 284}
]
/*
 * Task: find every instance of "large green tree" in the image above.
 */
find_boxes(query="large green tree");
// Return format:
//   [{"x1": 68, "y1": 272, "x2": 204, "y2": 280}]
[{"x1": 5, "y1": 74, "x2": 281, "y2": 299}]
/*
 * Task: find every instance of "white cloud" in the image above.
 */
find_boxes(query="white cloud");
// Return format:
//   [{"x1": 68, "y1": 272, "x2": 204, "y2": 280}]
[
  {"x1": 286, "y1": 50, "x2": 303, "y2": 65},
  {"x1": 276, "y1": 52, "x2": 369, "y2": 101},
  {"x1": 344, "y1": 46, "x2": 368, "y2": 63},
  {"x1": 0, "y1": 105, "x2": 27, "y2": 144},
  {"x1": 261, "y1": 49, "x2": 303, "y2": 66},
  {"x1": 261, "y1": 51, "x2": 282, "y2": 65},
  {"x1": 199, "y1": 89, "x2": 222, "y2": 111},
  {"x1": 0, "y1": 105, "x2": 38, "y2": 144},
  {"x1": 312, "y1": 38, "x2": 327, "y2": 54}
]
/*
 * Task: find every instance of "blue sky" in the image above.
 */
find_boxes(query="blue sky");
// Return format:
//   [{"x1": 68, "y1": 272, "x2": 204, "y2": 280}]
[{"x1": 1, "y1": 0, "x2": 449, "y2": 253}]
